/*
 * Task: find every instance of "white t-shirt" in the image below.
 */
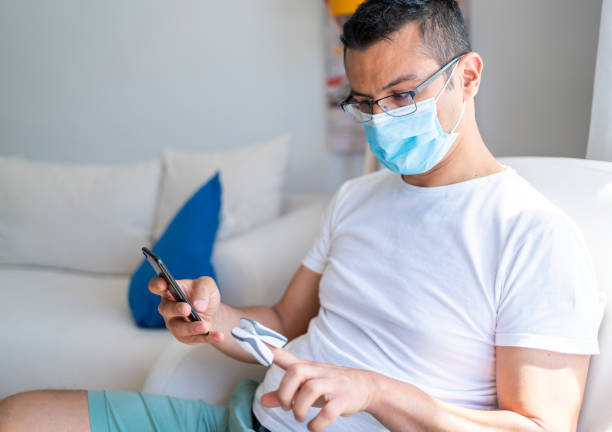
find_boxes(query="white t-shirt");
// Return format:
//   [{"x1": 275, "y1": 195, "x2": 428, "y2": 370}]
[{"x1": 252, "y1": 167, "x2": 606, "y2": 431}]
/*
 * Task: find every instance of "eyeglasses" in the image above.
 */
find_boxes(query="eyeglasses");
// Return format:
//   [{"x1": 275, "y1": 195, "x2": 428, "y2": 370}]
[{"x1": 340, "y1": 53, "x2": 466, "y2": 123}]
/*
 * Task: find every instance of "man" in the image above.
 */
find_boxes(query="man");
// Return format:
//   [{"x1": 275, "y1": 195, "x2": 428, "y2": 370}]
[{"x1": 0, "y1": 1, "x2": 605, "y2": 431}]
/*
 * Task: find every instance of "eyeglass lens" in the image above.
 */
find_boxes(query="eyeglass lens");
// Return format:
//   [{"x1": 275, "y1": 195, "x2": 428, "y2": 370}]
[{"x1": 344, "y1": 92, "x2": 416, "y2": 122}]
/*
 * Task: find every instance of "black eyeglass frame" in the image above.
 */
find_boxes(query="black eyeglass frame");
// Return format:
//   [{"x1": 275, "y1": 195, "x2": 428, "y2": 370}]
[{"x1": 340, "y1": 52, "x2": 468, "y2": 123}]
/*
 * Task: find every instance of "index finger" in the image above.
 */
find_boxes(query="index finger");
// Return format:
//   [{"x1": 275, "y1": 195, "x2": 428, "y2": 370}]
[{"x1": 272, "y1": 348, "x2": 306, "y2": 370}]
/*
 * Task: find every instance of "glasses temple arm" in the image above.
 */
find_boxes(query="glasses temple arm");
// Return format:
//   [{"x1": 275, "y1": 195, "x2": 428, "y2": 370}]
[{"x1": 412, "y1": 54, "x2": 465, "y2": 96}]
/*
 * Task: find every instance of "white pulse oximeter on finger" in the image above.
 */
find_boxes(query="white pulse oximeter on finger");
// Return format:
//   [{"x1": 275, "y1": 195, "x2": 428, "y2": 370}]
[{"x1": 231, "y1": 318, "x2": 288, "y2": 367}]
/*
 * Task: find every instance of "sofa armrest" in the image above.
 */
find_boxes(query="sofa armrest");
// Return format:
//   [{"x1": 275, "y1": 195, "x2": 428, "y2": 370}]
[
  {"x1": 211, "y1": 198, "x2": 329, "y2": 308},
  {"x1": 142, "y1": 339, "x2": 265, "y2": 403}
]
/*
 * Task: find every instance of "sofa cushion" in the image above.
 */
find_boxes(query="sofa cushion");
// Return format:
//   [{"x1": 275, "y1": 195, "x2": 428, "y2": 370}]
[
  {"x1": 0, "y1": 266, "x2": 171, "y2": 399},
  {"x1": 129, "y1": 172, "x2": 222, "y2": 328},
  {"x1": 154, "y1": 135, "x2": 290, "y2": 241},
  {"x1": 0, "y1": 156, "x2": 161, "y2": 274}
]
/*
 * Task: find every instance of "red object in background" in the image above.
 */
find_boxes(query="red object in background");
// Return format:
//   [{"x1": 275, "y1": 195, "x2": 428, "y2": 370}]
[{"x1": 326, "y1": 76, "x2": 346, "y2": 88}]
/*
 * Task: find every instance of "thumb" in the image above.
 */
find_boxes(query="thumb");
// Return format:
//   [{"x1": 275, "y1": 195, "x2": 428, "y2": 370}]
[
  {"x1": 188, "y1": 277, "x2": 219, "y2": 313},
  {"x1": 271, "y1": 347, "x2": 303, "y2": 370}
]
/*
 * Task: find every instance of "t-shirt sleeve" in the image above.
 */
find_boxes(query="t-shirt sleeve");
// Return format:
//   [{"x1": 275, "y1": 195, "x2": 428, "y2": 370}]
[
  {"x1": 301, "y1": 184, "x2": 346, "y2": 275},
  {"x1": 495, "y1": 213, "x2": 607, "y2": 354}
]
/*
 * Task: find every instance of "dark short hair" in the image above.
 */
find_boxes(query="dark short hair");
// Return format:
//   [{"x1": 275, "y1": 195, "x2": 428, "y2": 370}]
[{"x1": 341, "y1": 0, "x2": 471, "y2": 67}]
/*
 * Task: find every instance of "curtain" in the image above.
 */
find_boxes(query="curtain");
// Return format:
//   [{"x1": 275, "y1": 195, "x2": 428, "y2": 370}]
[{"x1": 587, "y1": 0, "x2": 612, "y2": 161}]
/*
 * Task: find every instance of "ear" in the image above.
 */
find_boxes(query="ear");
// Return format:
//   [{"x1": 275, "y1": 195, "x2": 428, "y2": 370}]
[{"x1": 457, "y1": 52, "x2": 483, "y2": 101}]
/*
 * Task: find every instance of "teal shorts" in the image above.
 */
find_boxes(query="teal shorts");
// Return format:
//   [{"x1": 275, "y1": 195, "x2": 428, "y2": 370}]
[{"x1": 87, "y1": 379, "x2": 260, "y2": 432}]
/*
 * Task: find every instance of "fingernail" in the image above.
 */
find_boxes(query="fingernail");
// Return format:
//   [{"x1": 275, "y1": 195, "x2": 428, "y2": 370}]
[{"x1": 194, "y1": 300, "x2": 207, "y2": 310}]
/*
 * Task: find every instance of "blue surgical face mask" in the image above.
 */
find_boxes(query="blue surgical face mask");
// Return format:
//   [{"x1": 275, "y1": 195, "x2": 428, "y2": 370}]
[{"x1": 363, "y1": 65, "x2": 466, "y2": 175}]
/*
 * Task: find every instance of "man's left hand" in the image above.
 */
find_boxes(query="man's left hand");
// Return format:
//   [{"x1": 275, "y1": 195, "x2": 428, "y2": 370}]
[{"x1": 260, "y1": 348, "x2": 377, "y2": 432}]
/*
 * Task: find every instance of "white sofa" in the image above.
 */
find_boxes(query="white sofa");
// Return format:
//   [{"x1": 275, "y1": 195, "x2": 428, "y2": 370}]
[
  {"x1": 0, "y1": 136, "x2": 331, "y2": 399},
  {"x1": 2, "y1": 156, "x2": 610, "y2": 430},
  {"x1": 142, "y1": 157, "x2": 612, "y2": 432},
  {"x1": 0, "y1": 194, "x2": 329, "y2": 399}
]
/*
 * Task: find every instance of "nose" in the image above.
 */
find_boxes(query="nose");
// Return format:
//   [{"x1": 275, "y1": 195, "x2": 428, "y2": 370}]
[{"x1": 372, "y1": 103, "x2": 385, "y2": 115}]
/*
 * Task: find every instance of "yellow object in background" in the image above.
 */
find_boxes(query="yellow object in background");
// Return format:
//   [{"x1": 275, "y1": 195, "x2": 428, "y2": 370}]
[
  {"x1": 324, "y1": 0, "x2": 368, "y2": 156},
  {"x1": 329, "y1": 0, "x2": 365, "y2": 17}
]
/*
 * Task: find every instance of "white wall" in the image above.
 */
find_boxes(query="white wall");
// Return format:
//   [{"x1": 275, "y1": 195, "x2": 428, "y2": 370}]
[
  {"x1": 0, "y1": 1, "x2": 604, "y2": 194},
  {"x1": 471, "y1": 0, "x2": 603, "y2": 159},
  {"x1": 0, "y1": 0, "x2": 357, "y2": 194}
]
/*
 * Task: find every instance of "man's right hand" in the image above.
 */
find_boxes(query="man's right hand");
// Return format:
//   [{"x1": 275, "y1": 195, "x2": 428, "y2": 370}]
[{"x1": 148, "y1": 276, "x2": 225, "y2": 345}]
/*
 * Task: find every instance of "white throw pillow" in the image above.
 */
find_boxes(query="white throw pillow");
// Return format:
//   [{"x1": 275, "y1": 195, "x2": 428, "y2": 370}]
[
  {"x1": 0, "y1": 156, "x2": 161, "y2": 274},
  {"x1": 154, "y1": 135, "x2": 290, "y2": 240}
]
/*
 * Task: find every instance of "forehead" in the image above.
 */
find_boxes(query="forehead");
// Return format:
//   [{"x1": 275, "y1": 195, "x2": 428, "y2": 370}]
[{"x1": 344, "y1": 22, "x2": 438, "y2": 94}]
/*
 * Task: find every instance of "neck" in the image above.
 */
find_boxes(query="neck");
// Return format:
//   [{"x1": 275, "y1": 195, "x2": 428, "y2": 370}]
[{"x1": 400, "y1": 103, "x2": 504, "y2": 187}]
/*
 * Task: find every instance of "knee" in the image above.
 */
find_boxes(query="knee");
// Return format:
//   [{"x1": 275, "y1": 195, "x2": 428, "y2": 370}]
[
  {"x1": 0, "y1": 389, "x2": 89, "y2": 432},
  {"x1": 0, "y1": 393, "x2": 21, "y2": 431},
  {"x1": 0, "y1": 391, "x2": 41, "y2": 431}
]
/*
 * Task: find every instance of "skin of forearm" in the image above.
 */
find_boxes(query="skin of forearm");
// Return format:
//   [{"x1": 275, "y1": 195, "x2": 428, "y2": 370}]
[
  {"x1": 368, "y1": 374, "x2": 547, "y2": 432},
  {"x1": 208, "y1": 303, "x2": 287, "y2": 363}
]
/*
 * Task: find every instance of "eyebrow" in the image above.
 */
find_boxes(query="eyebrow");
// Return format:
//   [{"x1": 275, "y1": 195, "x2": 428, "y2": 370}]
[{"x1": 349, "y1": 73, "x2": 421, "y2": 99}]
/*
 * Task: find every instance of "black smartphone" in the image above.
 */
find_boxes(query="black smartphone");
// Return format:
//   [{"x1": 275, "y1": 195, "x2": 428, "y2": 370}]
[{"x1": 142, "y1": 247, "x2": 208, "y2": 333}]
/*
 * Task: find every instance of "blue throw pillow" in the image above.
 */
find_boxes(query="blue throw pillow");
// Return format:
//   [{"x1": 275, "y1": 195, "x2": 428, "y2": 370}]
[{"x1": 128, "y1": 172, "x2": 222, "y2": 328}]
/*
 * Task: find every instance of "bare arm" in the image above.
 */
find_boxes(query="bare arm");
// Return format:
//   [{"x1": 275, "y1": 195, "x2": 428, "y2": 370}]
[
  {"x1": 260, "y1": 346, "x2": 591, "y2": 432},
  {"x1": 367, "y1": 346, "x2": 590, "y2": 432},
  {"x1": 150, "y1": 265, "x2": 321, "y2": 363}
]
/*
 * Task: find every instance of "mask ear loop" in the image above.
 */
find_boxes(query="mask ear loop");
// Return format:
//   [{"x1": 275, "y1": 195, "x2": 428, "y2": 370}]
[
  {"x1": 435, "y1": 60, "x2": 460, "y2": 103},
  {"x1": 434, "y1": 59, "x2": 466, "y2": 134},
  {"x1": 450, "y1": 101, "x2": 466, "y2": 134}
]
